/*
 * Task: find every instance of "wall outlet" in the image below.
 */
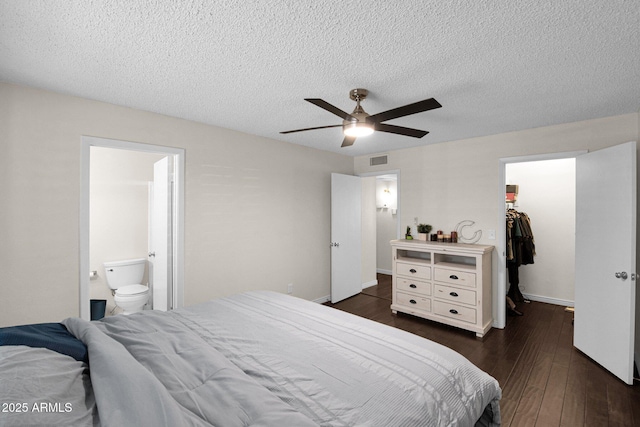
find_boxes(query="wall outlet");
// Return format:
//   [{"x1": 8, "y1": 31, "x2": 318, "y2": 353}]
[
  {"x1": 287, "y1": 283, "x2": 293, "y2": 294},
  {"x1": 488, "y1": 229, "x2": 496, "y2": 240}
]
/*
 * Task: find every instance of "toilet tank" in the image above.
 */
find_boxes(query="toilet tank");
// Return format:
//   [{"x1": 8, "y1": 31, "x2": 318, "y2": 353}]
[{"x1": 103, "y1": 258, "x2": 146, "y2": 290}]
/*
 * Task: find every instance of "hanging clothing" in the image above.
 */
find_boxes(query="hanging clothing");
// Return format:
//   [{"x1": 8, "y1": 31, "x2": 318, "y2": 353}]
[
  {"x1": 506, "y1": 209, "x2": 535, "y2": 265},
  {"x1": 506, "y1": 209, "x2": 535, "y2": 303}
]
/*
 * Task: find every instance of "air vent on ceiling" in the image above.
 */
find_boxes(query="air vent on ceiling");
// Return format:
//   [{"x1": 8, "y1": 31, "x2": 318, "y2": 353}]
[{"x1": 370, "y1": 155, "x2": 388, "y2": 166}]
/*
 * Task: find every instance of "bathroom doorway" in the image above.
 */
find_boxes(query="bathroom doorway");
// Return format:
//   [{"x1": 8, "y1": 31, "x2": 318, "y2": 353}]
[
  {"x1": 359, "y1": 170, "x2": 401, "y2": 277},
  {"x1": 80, "y1": 136, "x2": 185, "y2": 320},
  {"x1": 329, "y1": 170, "x2": 400, "y2": 302}
]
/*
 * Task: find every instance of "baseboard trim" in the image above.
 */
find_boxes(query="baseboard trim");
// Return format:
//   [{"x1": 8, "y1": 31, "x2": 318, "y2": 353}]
[
  {"x1": 314, "y1": 279, "x2": 380, "y2": 304},
  {"x1": 377, "y1": 268, "x2": 392, "y2": 275},
  {"x1": 362, "y1": 280, "x2": 378, "y2": 289},
  {"x1": 313, "y1": 295, "x2": 331, "y2": 304},
  {"x1": 522, "y1": 293, "x2": 574, "y2": 307}
]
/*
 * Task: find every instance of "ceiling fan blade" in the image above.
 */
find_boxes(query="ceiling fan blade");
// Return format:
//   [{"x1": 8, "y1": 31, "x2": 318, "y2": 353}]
[
  {"x1": 367, "y1": 98, "x2": 442, "y2": 124},
  {"x1": 341, "y1": 136, "x2": 356, "y2": 147},
  {"x1": 374, "y1": 123, "x2": 429, "y2": 138},
  {"x1": 305, "y1": 98, "x2": 356, "y2": 121},
  {"x1": 280, "y1": 124, "x2": 344, "y2": 134}
]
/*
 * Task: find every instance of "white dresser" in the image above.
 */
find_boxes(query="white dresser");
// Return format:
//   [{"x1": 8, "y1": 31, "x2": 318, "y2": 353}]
[{"x1": 390, "y1": 239, "x2": 494, "y2": 338}]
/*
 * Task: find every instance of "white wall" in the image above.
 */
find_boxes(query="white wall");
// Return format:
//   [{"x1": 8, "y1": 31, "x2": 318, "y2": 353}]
[
  {"x1": 506, "y1": 158, "x2": 576, "y2": 305},
  {"x1": 354, "y1": 112, "x2": 639, "y2": 326},
  {"x1": 0, "y1": 82, "x2": 353, "y2": 327},
  {"x1": 89, "y1": 147, "x2": 165, "y2": 314}
]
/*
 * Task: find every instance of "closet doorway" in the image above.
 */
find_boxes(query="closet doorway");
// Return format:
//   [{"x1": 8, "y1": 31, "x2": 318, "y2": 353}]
[
  {"x1": 497, "y1": 151, "x2": 585, "y2": 329},
  {"x1": 498, "y1": 143, "x2": 637, "y2": 384},
  {"x1": 505, "y1": 157, "x2": 577, "y2": 307}
]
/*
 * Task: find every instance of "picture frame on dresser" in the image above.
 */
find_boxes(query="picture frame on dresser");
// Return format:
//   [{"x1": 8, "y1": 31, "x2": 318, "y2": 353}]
[{"x1": 390, "y1": 239, "x2": 494, "y2": 338}]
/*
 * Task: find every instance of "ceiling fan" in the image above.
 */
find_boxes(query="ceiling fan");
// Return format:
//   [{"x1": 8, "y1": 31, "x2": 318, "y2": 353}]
[{"x1": 280, "y1": 88, "x2": 442, "y2": 147}]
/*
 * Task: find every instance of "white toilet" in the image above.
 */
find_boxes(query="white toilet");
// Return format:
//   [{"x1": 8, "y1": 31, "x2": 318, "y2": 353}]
[{"x1": 103, "y1": 258, "x2": 150, "y2": 315}]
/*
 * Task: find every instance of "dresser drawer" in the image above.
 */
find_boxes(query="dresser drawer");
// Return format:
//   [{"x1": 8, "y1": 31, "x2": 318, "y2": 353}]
[
  {"x1": 433, "y1": 300, "x2": 476, "y2": 324},
  {"x1": 396, "y1": 262, "x2": 431, "y2": 280},
  {"x1": 434, "y1": 268, "x2": 476, "y2": 287},
  {"x1": 434, "y1": 284, "x2": 476, "y2": 305},
  {"x1": 397, "y1": 278, "x2": 431, "y2": 296},
  {"x1": 396, "y1": 292, "x2": 431, "y2": 312}
]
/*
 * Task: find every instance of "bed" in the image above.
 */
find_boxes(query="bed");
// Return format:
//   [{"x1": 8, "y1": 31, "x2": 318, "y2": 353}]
[{"x1": 0, "y1": 291, "x2": 501, "y2": 426}]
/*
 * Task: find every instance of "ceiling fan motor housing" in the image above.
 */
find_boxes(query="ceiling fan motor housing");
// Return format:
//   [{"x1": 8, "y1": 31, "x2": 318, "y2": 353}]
[
  {"x1": 349, "y1": 88, "x2": 369, "y2": 101},
  {"x1": 344, "y1": 88, "x2": 371, "y2": 129}
]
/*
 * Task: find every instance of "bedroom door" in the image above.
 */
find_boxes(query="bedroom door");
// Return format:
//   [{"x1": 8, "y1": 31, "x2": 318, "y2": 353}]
[
  {"x1": 150, "y1": 156, "x2": 173, "y2": 311},
  {"x1": 574, "y1": 141, "x2": 636, "y2": 385},
  {"x1": 331, "y1": 173, "x2": 362, "y2": 303}
]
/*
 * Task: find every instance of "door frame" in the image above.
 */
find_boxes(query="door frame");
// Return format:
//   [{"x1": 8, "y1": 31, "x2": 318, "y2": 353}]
[
  {"x1": 79, "y1": 136, "x2": 185, "y2": 320},
  {"x1": 496, "y1": 151, "x2": 586, "y2": 329}
]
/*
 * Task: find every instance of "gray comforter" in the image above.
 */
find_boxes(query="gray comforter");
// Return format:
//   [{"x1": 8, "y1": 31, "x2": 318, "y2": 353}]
[
  {"x1": 62, "y1": 291, "x2": 500, "y2": 426},
  {"x1": 0, "y1": 346, "x2": 98, "y2": 426}
]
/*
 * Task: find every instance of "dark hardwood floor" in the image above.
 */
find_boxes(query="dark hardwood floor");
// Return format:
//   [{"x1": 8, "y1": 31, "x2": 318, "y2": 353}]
[{"x1": 327, "y1": 274, "x2": 640, "y2": 427}]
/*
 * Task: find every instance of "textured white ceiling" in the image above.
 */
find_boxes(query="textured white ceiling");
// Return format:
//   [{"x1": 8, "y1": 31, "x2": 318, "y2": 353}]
[{"x1": 1, "y1": 1, "x2": 639, "y2": 156}]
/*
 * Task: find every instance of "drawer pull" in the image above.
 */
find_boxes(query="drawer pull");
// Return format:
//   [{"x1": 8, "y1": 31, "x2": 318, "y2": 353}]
[
  {"x1": 409, "y1": 299, "x2": 417, "y2": 304},
  {"x1": 449, "y1": 292, "x2": 458, "y2": 297},
  {"x1": 449, "y1": 309, "x2": 459, "y2": 314},
  {"x1": 449, "y1": 275, "x2": 459, "y2": 280},
  {"x1": 410, "y1": 269, "x2": 417, "y2": 273},
  {"x1": 410, "y1": 284, "x2": 417, "y2": 289}
]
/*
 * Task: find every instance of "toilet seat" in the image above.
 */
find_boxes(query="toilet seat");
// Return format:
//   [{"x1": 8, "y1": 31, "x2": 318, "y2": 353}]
[{"x1": 116, "y1": 284, "x2": 148, "y2": 296}]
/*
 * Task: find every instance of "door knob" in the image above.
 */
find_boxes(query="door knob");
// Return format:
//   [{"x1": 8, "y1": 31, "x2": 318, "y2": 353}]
[
  {"x1": 148, "y1": 252, "x2": 156, "y2": 257},
  {"x1": 615, "y1": 271, "x2": 628, "y2": 280}
]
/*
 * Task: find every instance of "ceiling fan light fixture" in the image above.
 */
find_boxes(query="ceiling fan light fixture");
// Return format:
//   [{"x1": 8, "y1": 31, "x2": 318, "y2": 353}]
[{"x1": 343, "y1": 121, "x2": 374, "y2": 137}]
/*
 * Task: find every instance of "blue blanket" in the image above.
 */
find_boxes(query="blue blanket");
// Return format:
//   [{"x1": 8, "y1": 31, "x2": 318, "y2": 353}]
[{"x1": 0, "y1": 322, "x2": 88, "y2": 362}]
